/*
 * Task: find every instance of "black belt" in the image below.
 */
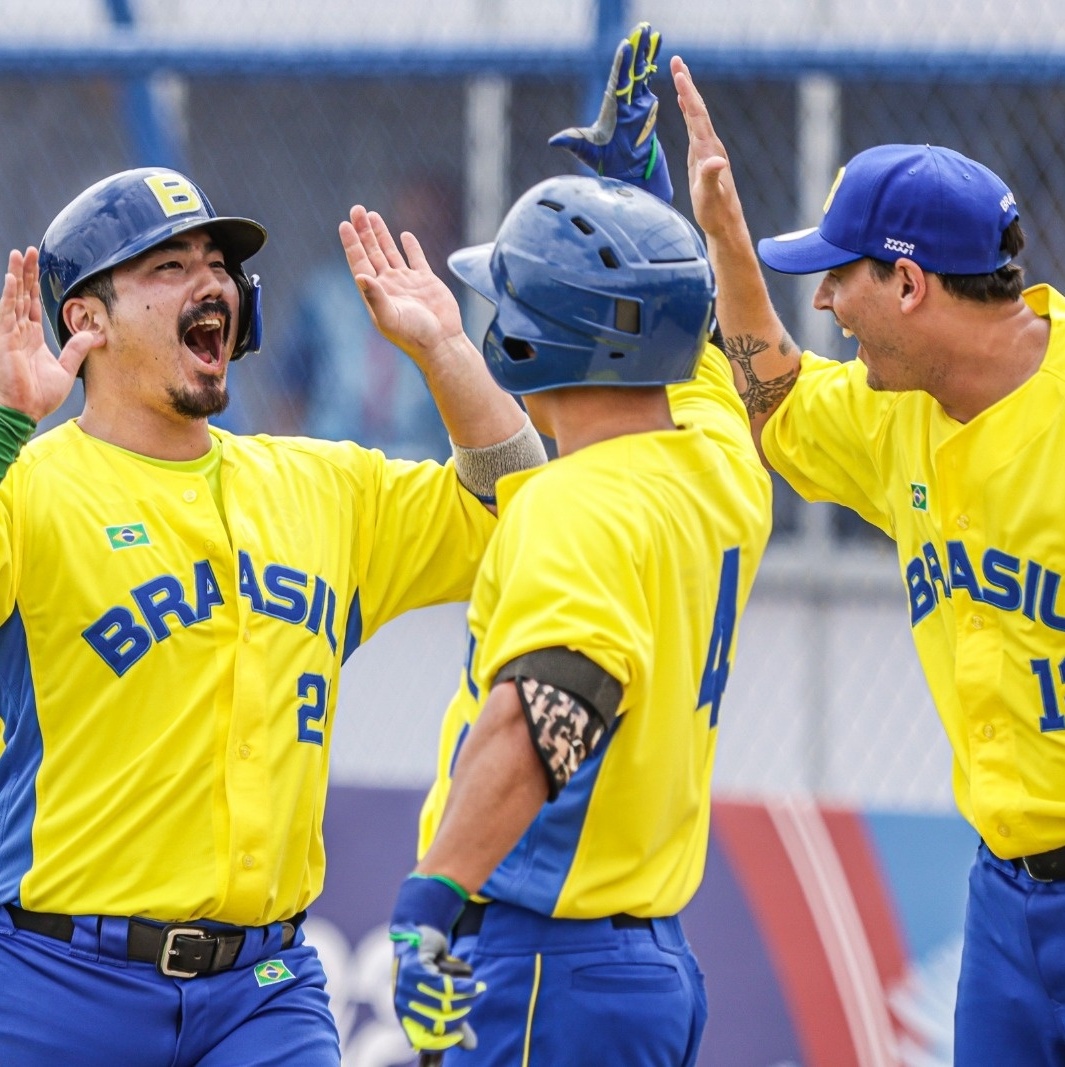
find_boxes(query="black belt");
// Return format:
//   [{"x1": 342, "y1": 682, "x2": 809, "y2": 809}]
[
  {"x1": 1016, "y1": 844, "x2": 1065, "y2": 883},
  {"x1": 5, "y1": 904, "x2": 302, "y2": 978},
  {"x1": 454, "y1": 901, "x2": 652, "y2": 940}
]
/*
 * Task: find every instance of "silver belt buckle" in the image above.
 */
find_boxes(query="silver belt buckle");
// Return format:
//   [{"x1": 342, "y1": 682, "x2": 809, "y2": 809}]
[{"x1": 159, "y1": 925, "x2": 212, "y2": 978}]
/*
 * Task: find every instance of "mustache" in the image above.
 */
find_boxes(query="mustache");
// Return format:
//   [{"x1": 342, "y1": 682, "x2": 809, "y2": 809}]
[{"x1": 178, "y1": 300, "x2": 232, "y2": 344}]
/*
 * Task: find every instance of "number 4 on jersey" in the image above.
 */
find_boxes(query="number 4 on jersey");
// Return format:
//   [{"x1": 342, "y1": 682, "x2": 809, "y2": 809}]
[{"x1": 699, "y1": 547, "x2": 740, "y2": 729}]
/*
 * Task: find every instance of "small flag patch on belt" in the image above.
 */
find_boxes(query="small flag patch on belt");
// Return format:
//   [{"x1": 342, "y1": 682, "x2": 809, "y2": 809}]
[
  {"x1": 106, "y1": 523, "x2": 151, "y2": 549},
  {"x1": 254, "y1": 959, "x2": 296, "y2": 987}
]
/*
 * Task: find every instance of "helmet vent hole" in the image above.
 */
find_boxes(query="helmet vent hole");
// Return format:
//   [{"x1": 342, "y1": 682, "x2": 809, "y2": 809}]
[
  {"x1": 571, "y1": 216, "x2": 595, "y2": 235},
  {"x1": 502, "y1": 337, "x2": 535, "y2": 363},
  {"x1": 614, "y1": 299, "x2": 641, "y2": 335},
  {"x1": 599, "y1": 247, "x2": 620, "y2": 269},
  {"x1": 538, "y1": 199, "x2": 564, "y2": 212}
]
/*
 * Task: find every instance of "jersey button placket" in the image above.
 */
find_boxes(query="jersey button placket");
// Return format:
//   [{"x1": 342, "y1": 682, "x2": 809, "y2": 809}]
[{"x1": 231, "y1": 586, "x2": 269, "y2": 912}]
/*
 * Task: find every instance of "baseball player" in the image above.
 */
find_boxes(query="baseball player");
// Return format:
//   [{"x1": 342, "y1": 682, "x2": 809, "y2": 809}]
[
  {"x1": 0, "y1": 168, "x2": 545, "y2": 1065},
  {"x1": 670, "y1": 55, "x2": 1065, "y2": 1065},
  {"x1": 385, "y1": 160, "x2": 771, "y2": 1067}
]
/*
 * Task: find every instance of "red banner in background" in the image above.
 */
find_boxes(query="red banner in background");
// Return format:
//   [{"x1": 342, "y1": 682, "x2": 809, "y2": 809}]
[{"x1": 312, "y1": 787, "x2": 976, "y2": 1066}]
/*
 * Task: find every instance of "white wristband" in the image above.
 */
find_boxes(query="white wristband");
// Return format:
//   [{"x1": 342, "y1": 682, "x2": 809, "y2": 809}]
[{"x1": 450, "y1": 415, "x2": 547, "y2": 502}]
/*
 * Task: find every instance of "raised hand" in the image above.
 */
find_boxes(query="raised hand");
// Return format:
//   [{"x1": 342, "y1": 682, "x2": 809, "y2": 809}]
[
  {"x1": 669, "y1": 56, "x2": 738, "y2": 240},
  {"x1": 549, "y1": 21, "x2": 673, "y2": 203},
  {"x1": 339, "y1": 206, "x2": 464, "y2": 373},
  {"x1": 0, "y1": 248, "x2": 94, "y2": 423}
]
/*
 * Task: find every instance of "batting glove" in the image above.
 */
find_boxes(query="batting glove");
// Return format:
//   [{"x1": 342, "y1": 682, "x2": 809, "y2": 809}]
[
  {"x1": 389, "y1": 874, "x2": 486, "y2": 1054},
  {"x1": 548, "y1": 21, "x2": 673, "y2": 204}
]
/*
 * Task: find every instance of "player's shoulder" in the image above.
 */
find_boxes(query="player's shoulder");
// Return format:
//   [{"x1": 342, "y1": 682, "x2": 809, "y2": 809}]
[
  {"x1": 497, "y1": 434, "x2": 680, "y2": 517},
  {"x1": 791, "y1": 350, "x2": 913, "y2": 424},
  {"x1": 17, "y1": 418, "x2": 88, "y2": 470},
  {"x1": 494, "y1": 450, "x2": 592, "y2": 524}
]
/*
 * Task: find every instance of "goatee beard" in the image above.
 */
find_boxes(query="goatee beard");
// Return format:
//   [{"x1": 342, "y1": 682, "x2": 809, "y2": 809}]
[{"x1": 167, "y1": 380, "x2": 230, "y2": 419}]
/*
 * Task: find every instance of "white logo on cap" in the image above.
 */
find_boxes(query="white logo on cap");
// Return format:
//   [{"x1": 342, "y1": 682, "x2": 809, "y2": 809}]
[{"x1": 884, "y1": 237, "x2": 915, "y2": 255}]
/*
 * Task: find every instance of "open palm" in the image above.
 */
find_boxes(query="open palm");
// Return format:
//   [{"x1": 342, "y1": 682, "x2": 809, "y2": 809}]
[
  {"x1": 0, "y1": 248, "x2": 93, "y2": 423},
  {"x1": 339, "y1": 207, "x2": 463, "y2": 372}
]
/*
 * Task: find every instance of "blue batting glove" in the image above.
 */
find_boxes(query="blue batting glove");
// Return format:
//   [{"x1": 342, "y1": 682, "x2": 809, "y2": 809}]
[
  {"x1": 389, "y1": 874, "x2": 486, "y2": 1054},
  {"x1": 548, "y1": 21, "x2": 673, "y2": 204}
]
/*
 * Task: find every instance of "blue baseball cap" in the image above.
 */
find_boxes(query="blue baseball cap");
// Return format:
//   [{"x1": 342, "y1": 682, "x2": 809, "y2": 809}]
[{"x1": 757, "y1": 144, "x2": 1019, "y2": 275}]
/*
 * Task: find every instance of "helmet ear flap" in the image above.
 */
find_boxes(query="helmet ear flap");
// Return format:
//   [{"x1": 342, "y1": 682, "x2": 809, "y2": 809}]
[{"x1": 231, "y1": 270, "x2": 263, "y2": 359}]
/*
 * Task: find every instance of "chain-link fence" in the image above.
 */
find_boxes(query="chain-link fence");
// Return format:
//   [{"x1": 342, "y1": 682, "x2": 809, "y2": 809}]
[{"x1": 5, "y1": 0, "x2": 1063, "y2": 808}]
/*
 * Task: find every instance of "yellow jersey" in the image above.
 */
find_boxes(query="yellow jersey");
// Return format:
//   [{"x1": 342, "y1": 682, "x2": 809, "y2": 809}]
[
  {"x1": 763, "y1": 284, "x2": 1065, "y2": 858},
  {"x1": 418, "y1": 345, "x2": 772, "y2": 917}
]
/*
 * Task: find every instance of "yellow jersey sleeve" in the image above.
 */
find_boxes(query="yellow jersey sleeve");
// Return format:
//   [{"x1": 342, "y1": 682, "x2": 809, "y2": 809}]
[{"x1": 762, "y1": 351, "x2": 897, "y2": 536}]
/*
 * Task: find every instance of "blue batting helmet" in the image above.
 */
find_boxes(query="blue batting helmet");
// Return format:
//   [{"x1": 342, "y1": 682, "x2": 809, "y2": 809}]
[
  {"x1": 447, "y1": 174, "x2": 715, "y2": 394},
  {"x1": 38, "y1": 167, "x2": 266, "y2": 359}
]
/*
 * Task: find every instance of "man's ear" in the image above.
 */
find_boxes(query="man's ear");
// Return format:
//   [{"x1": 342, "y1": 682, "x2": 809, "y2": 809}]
[
  {"x1": 894, "y1": 258, "x2": 928, "y2": 313},
  {"x1": 63, "y1": 297, "x2": 104, "y2": 339}
]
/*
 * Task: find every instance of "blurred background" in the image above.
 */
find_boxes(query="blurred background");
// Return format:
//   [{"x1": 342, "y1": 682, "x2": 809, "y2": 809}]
[{"x1": 5, "y1": 2, "x2": 1062, "y2": 1062}]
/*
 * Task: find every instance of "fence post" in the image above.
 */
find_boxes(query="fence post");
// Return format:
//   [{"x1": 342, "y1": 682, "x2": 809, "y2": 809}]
[{"x1": 104, "y1": 0, "x2": 186, "y2": 168}]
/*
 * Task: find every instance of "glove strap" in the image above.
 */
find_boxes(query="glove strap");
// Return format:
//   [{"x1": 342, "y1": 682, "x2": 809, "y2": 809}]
[
  {"x1": 643, "y1": 136, "x2": 660, "y2": 182},
  {"x1": 391, "y1": 873, "x2": 469, "y2": 934}
]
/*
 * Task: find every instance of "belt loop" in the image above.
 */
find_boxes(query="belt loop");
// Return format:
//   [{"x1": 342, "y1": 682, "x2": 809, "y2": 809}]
[
  {"x1": 235, "y1": 921, "x2": 274, "y2": 969},
  {"x1": 70, "y1": 915, "x2": 103, "y2": 962},
  {"x1": 647, "y1": 915, "x2": 685, "y2": 953},
  {"x1": 97, "y1": 916, "x2": 131, "y2": 965},
  {"x1": 233, "y1": 915, "x2": 301, "y2": 969}
]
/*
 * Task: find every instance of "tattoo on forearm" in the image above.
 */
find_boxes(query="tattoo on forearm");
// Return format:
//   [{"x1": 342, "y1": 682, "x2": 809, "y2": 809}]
[{"x1": 725, "y1": 333, "x2": 800, "y2": 420}]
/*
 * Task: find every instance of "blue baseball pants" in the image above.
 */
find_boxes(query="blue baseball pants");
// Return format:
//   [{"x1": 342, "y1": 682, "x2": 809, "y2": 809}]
[
  {"x1": 444, "y1": 899, "x2": 707, "y2": 1066},
  {"x1": 954, "y1": 842, "x2": 1065, "y2": 1064}
]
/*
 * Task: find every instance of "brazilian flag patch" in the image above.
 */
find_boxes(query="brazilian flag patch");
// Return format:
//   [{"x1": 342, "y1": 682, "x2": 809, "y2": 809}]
[
  {"x1": 106, "y1": 523, "x2": 151, "y2": 550},
  {"x1": 910, "y1": 484, "x2": 928, "y2": 511},
  {"x1": 254, "y1": 959, "x2": 296, "y2": 987}
]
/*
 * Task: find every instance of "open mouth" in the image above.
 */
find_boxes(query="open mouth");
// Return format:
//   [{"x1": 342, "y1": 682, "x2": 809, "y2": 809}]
[{"x1": 183, "y1": 315, "x2": 226, "y2": 366}]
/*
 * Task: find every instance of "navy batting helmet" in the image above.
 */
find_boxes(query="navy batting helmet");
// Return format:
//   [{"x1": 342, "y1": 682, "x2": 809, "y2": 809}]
[
  {"x1": 447, "y1": 174, "x2": 715, "y2": 394},
  {"x1": 38, "y1": 167, "x2": 266, "y2": 359}
]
